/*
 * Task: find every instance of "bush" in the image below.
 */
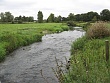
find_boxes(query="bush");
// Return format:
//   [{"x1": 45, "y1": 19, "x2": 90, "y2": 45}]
[
  {"x1": 86, "y1": 22, "x2": 110, "y2": 39},
  {"x1": 67, "y1": 21, "x2": 76, "y2": 27}
]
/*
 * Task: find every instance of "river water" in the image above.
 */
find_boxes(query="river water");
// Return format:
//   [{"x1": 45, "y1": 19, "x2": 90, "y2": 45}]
[{"x1": 0, "y1": 28, "x2": 85, "y2": 83}]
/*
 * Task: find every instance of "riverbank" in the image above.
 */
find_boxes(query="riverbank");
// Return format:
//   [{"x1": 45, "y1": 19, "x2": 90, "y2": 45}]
[
  {"x1": 0, "y1": 23, "x2": 69, "y2": 62},
  {"x1": 62, "y1": 22, "x2": 110, "y2": 83}
]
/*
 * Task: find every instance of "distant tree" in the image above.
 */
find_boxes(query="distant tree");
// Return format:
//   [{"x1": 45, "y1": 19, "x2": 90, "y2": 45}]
[
  {"x1": 54, "y1": 17, "x2": 58, "y2": 23},
  {"x1": 18, "y1": 15, "x2": 22, "y2": 23},
  {"x1": 0, "y1": 12, "x2": 5, "y2": 22},
  {"x1": 57, "y1": 15, "x2": 62, "y2": 22},
  {"x1": 18, "y1": 15, "x2": 22, "y2": 20},
  {"x1": 4, "y1": 12, "x2": 14, "y2": 22},
  {"x1": 68, "y1": 13, "x2": 75, "y2": 21},
  {"x1": 100, "y1": 9, "x2": 110, "y2": 21},
  {"x1": 75, "y1": 14, "x2": 81, "y2": 21},
  {"x1": 47, "y1": 13, "x2": 55, "y2": 22},
  {"x1": 86, "y1": 11, "x2": 99, "y2": 21},
  {"x1": 62, "y1": 17, "x2": 68, "y2": 22},
  {"x1": 0, "y1": 12, "x2": 14, "y2": 22},
  {"x1": 14, "y1": 15, "x2": 34, "y2": 23},
  {"x1": 28, "y1": 16, "x2": 34, "y2": 22},
  {"x1": 22, "y1": 16, "x2": 26, "y2": 22},
  {"x1": 14, "y1": 17, "x2": 19, "y2": 22},
  {"x1": 74, "y1": 12, "x2": 99, "y2": 22},
  {"x1": 37, "y1": 11, "x2": 43, "y2": 23},
  {"x1": 54, "y1": 15, "x2": 62, "y2": 23}
]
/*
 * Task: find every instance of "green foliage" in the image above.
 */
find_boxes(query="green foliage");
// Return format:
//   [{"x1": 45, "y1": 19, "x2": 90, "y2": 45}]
[
  {"x1": 37, "y1": 11, "x2": 43, "y2": 23},
  {"x1": 61, "y1": 23, "x2": 110, "y2": 83},
  {"x1": 54, "y1": 15, "x2": 62, "y2": 23},
  {"x1": 71, "y1": 36, "x2": 87, "y2": 52},
  {"x1": 64, "y1": 37, "x2": 110, "y2": 83},
  {"x1": 0, "y1": 12, "x2": 14, "y2": 23},
  {"x1": 47, "y1": 13, "x2": 55, "y2": 22},
  {"x1": 14, "y1": 16, "x2": 34, "y2": 23},
  {"x1": 61, "y1": 26, "x2": 69, "y2": 31},
  {"x1": 67, "y1": 21, "x2": 76, "y2": 27},
  {"x1": 100, "y1": 9, "x2": 110, "y2": 21},
  {"x1": 74, "y1": 11, "x2": 99, "y2": 22},
  {"x1": 68, "y1": 13, "x2": 75, "y2": 21},
  {"x1": 0, "y1": 45, "x2": 6, "y2": 62},
  {"x1": 0, "y1": 23, "x2": 69, "y2": 61},
  {"x1": 86, "y1": 22, "x2": 110, "y2": 39},
  {"x1": 76, "y1": 22, "x2": 91, "y2": 31}
]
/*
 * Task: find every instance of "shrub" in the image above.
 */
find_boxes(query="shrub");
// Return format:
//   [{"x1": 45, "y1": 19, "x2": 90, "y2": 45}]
[
  {"x1": 67, "y1": 21, "x2": 76, "y2": 27},
  {"x1": 86, "y1": 22, "x2": 110, "y2": 39}
]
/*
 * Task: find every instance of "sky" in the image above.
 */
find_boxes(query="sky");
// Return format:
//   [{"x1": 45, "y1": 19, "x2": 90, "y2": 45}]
[{"x1": 0, "y1": 0, "x2": 110, "y2": 19}]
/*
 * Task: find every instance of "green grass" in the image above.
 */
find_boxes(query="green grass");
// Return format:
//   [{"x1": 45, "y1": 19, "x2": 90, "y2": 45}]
[
  {"x1": 0, "y1": 23, "x2": 69, "y2": 62},
  {"x1": 62, "y1": 23, "x2": 110, "y2": 83},
  {"x1": 107, "y1": 22, "x2": 110, "y2": 28},
  {"x1": 63, "y1": 37, "x2": 110, "y2": 83}
]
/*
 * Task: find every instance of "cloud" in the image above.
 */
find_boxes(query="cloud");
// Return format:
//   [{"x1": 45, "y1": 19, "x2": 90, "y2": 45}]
[{"x1": 0, "y1": 0, "x2": 110, "y2": 19}]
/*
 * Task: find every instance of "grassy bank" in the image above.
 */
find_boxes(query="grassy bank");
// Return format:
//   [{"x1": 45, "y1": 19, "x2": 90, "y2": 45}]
[
  {"x1": 67, "y1": 37, "x2": 110, "y2": 83},
  {"x1": 56, "y1": 22, "x2": 110, "y2": 83},
  {"x1": 0, "y1": 23, "x2": 69, "y2": 62}
]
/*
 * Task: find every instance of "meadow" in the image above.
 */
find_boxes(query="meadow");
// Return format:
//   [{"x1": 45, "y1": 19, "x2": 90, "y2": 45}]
[{"x1": 0, "y1": 23, "x2": 69, "y2": 62}]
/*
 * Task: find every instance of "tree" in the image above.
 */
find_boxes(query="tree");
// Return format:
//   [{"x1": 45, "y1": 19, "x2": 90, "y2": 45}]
[
  {"x1": 68, "y1": 13, "x2": 74, "y2": 21},
  {"x1": 0, "y1": 12, "x2": 14, "y2": 22},
  {"x1": 47, "y1": 13, "x2": 55, "y2": 22},
  {"x1": 22, "y1": 16, "x2": 26, "y2": 22},
  {"x1": 62, "y1": 17, "x2": 68, "y2": 22},
  {"x1": 14, "y1": 15, "x2": 34, "y2": 23},
  {"x1": 54, "y1": 15, "x2": 62, "y2": 23},
  {"x1": 100, "y1": 9, "x2": 110, "y2": 21},
  {"x1": 17, "y1": 15, "x2": 22, "y2": 23},
  {"x1": 57, "y1": 15, "x2": 62, "y2": 22},
  {"x1": 37, "y1": 11, "x2": 43, "y2": 23},
  {"x1": 86, "y1": 11, "x2": 99, "y2": 21},
  {"x1": 0, "y1": 12, "x2": 5, "y2": 22},
  {"x1": 4, "y1": 12, "x2": 14, "y2": 22},
  {"x1": 28, "y1": 16, "x2": 34, "y2": 22},
  {"x1": 74, "y1": 12, "x2": 99, "y2": 22},
  {"x1": 75, "y1": 14, "x2": 81, "y2": 21}
]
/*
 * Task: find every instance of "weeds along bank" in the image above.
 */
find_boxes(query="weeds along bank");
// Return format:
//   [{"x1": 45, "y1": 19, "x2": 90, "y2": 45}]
[
  {"x1": 0, "y1": 23, "x2": 69, "y2": 62},
  {"x1": 57, "y1": 22, "x2": 110, "y2": 83}
]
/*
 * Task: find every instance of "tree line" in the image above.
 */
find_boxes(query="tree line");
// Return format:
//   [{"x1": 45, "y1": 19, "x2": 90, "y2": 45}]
[
  {"x1": 0, "y1": 12, "x2": 34, "y2": 23},
  {"x1": 0, "y1": 9, "x2": 110, "y2": 23}
]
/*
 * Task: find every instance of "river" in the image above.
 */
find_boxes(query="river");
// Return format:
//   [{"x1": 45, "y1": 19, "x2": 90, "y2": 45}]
[{"x1": 0, "y1": 27, "x2": 85, "y2": 83}]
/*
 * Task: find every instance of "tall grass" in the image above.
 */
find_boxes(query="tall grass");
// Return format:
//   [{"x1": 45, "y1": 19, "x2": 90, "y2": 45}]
[
  {"x1": 59, "y1": 37, "x2": 110, "y2": 83},
  {"x1": 0, "y1": 23, "x2": 69, "y2": 62},
  {"x1": 55, "y1": 22, "x2": 110, "y2": 83}
]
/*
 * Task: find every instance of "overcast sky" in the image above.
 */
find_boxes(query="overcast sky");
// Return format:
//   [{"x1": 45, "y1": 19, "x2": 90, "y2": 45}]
[{"x1": 0, "y1": 0, "x2": 110, "y2": 19}]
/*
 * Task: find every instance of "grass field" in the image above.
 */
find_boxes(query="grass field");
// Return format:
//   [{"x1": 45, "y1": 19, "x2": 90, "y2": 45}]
[{"x1": 0, "y1": 23, "x2": 69, "y2": 62}]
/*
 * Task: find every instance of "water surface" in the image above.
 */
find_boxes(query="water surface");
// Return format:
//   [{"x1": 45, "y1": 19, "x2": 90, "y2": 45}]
[{"x1": 0, "y1": 28, "x2": 85, "y2": 83}]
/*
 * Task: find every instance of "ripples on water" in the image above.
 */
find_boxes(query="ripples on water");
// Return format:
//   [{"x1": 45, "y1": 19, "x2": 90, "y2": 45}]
[{"x1": 0, "y1": 28, "x2": 85, "y2": 83}]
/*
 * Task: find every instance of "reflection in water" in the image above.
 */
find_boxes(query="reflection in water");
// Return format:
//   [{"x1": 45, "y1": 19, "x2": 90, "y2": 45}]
[{"x1": 0, "y1": 28, "x2": 85, "y2": 83}]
